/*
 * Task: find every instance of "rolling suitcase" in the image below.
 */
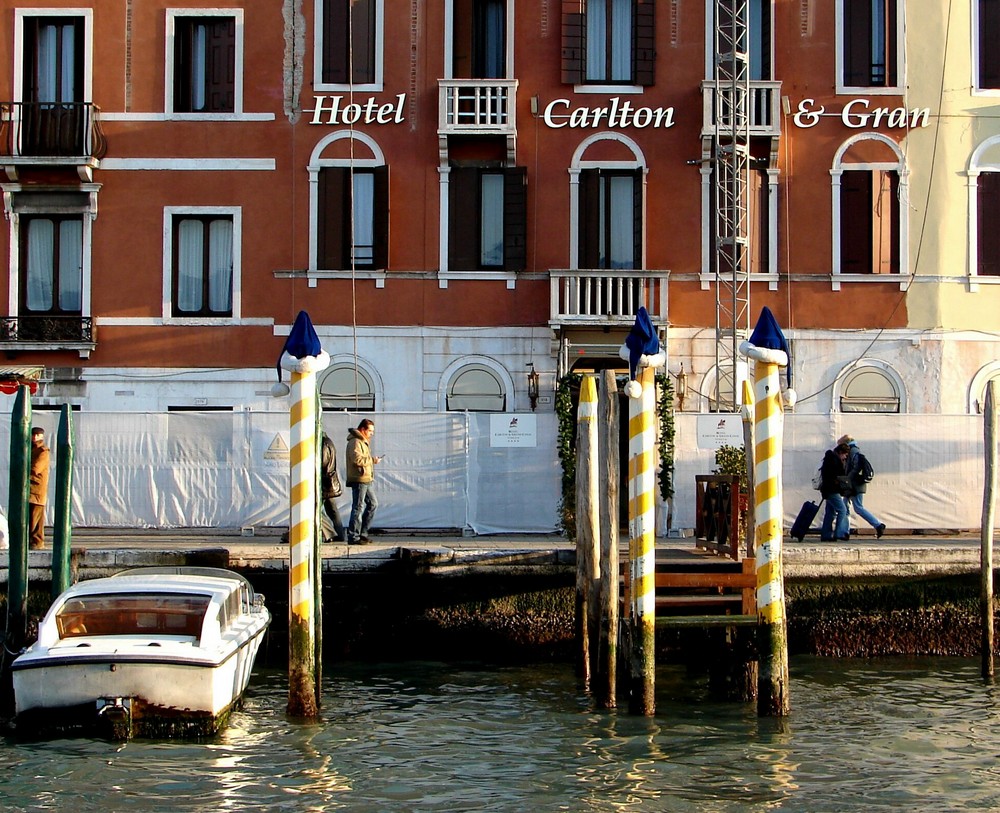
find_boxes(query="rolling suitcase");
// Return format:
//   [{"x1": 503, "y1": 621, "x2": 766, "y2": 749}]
[{"x1": 790, "y1": 499, "x2": 822, "y2": 541}]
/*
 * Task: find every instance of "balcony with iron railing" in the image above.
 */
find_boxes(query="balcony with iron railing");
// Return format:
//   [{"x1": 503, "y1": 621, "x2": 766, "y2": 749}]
[
  {"x1": 549, "y1": 270, "x2": 668, "y2": 327},
  {"x1": 1, "y1": 101, "x2": 107, "y2": 177},
  {"x1": 700, "y1": 80, "x2": 782, "y2": 138},
  {"x1": 0, "y1": 316, "x2": 95, "y2": 356},
  {"x1": 438, "y1": 79, "x2": 518, "y2": 137}
]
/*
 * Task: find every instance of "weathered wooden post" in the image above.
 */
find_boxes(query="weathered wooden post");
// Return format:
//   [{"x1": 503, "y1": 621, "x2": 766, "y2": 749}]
[
  {"x1": 982, "y1": 379, "x2": 997, "y2": 680},
  {"x1": 272, "y1": 311, "x2": 330, "y2": 718},
  {"x1": 593, "y1": 369, "x2": 620, "y2": 708},
  {"x1": 6, "y1": 387, "x2": 32, "y2": 647},
  {"x1": 620, "y1": 308, "x2": 665, "y2": 716},
  {"x1": 739, "y1": 307, "x2": 794, "y2": 717},
  {"x1": 575, "y1": 374, "x2": 600, "y2": 688},
  {"x1": 52, "y1": 405, "x2": 75, "y2": 597}
]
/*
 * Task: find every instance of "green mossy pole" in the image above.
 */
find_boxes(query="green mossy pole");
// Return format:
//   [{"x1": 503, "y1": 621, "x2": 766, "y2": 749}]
[
  {"x1": 52, "y1": 405, "x2": 75, "y2": 598},
  {"x1": 3, "y1": 385, "x2": 32, "y2": 712},
  {"x1": 982, "y1": 380, "x2": 997, "y2": 680}
]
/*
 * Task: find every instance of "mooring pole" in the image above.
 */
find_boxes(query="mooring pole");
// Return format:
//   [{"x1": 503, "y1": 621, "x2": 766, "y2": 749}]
[
  {"x1": 575, "y1": 375, "x2": 600, "y2": 688},
  {"x1": 272, "y1": 311, "x2": 330, "y2": 719},
  {"x1": 52, "y1": 405, "x2": 75, "y2": 597},
  {"x1": 626, "y1": 365, "x2": 657, "y2": 715},
  {"x1": 982, "y1": 379, "x2": 997, "y2": 680},
  {"x1": 6, "y1": 387, "x2": 32, "y2": 649},
  {"x1": 739, "y1": 307, "x2": 793, "y2": 717},
  {"x1": 594, "y1": 369, "x2": 620, "y2": 708},
  {"x1": 314, "y1": 389, "x2": 324, "y2": 702}
]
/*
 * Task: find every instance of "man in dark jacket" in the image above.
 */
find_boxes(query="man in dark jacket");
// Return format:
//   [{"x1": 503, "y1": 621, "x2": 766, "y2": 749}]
[
  {"x1": 838, "y1": 434, "x2": 886, "y2": 539},
  {"x1": 819, "y1": 443, "x2": 851, "y2": 541},
  {"x1": 321, "y1": 433, "x2": 346, "y2": 542}
]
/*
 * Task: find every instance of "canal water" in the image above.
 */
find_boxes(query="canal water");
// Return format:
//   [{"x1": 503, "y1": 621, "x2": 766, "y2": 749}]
[{"x1": 3, "y1": 656, "x2": 999, "y2": 812}]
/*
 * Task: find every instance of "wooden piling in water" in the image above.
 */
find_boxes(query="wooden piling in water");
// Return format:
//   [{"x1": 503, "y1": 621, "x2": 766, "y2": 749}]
[
  {"x1": 52, "y1": 405, "x2": 75, "y2": 598},
  {"x1": 575, "y1": 375, "x2": 599, "y2": 688},
  {"x1": 982, "y1": 380, "x2": 997, "y2": 680},
  {"x1": 593, "y1": 370, "x2": 619, "y2": 708},
  {"x1": 6, "y1": 388, "x2": 31, "y2": 648}
]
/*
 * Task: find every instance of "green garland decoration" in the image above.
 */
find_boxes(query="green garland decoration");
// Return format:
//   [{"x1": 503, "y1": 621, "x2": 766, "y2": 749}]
[
  {"x1": 555, "y1": 373, "x2": 582, "y2": 538},
  {"x1": 655, "y1": 373, "x2": 676, "y2": 501}
]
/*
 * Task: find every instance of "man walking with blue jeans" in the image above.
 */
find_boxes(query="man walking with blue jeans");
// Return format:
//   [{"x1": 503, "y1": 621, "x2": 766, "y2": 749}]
[{"x1": 346, "y1": 418, "x2": 382, "y2": 544}]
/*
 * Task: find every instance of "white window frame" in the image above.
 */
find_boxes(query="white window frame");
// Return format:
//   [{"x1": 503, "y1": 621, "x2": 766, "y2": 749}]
[
  {"x1": 970, "y1": 363, "x2": 1000, "y2": 413},
  {"x1": 835, "y1": 0, "x2": 905, "y2": 95},
  {"x1": 437, "y1": 356, "x2": 516, "y2": 412},
  {"x1": 162, "y1": 206, "x2": 242, "y2": 323},
  {"x1": 165, "y1": 8, "x2": 244, "y2": 119},
  {"x1": 306, "y1": 130, "x2": 387, "y2": 287},
  {"x1": 830, "y1": 132, "x2": 909, "y2": 290},
  {"x1": 833, "y1": 359, "x2": 905, "y2": 413},
  {"x1": 967, "y1": 135, "x2": 1000, "y2": 290},
  {"x1": 319, "y1": 360, "x2": 379, "y2": 412},
  {"x1": 568, "y1": 132, "x2": 647, "y2": 271},
  {"x1": 443, "y1": 0, "x2": 514, "y2": 79},
  {"x1": 313, "y1": 0, "x2": 385, "y2": 92},
  {"x1": 13, "y1": 8, "x2": 94, "y2": 105}
]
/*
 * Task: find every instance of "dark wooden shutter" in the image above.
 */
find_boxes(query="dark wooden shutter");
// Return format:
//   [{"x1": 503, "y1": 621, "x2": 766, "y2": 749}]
[
  {"x1": 634, "y1": 0, "x2": 656, "y2": 86},
  {"x1": 206, "y1": 18, "x2": 235, "y2": 112},
  {"x1": 885, "y1": 0, "x2": 897, "y2": 86},
  {"x1": 578, "y1": 169, "x2": 601, "y2": 269},
  {"x1": 632, "y1": 170, "x2": 643, "y2": 269},
  {"x1": 318, "y1": 167, "x2": 347, "y2": 270},
  {"x1": 843, "y1": 0, "x2": 870, "y2": 86},
  {"x1": 979, "y1": 173, "x2": 1000, "y2": 276},
  {"x1": 372, "y1": 165, "x2": 389, "y2": 270},
  {"x1": 982, "y1": 0, "x2": 1000, "y2": 88},
  {"x1": 503, "y1": 167, "x2": 527, "y2": 272},
  {"x1": 323, "y1": 0, "x2": 349, "y2": 84},
  {"x1": 561, "y1": 3, "x2": 585, "y2": 84},
  {"x1": 840, "y1": 170, "x2": 871, "y2": 274},
  {"x1": 449, "y1": 167, "x2": 479, "y2": 272}
]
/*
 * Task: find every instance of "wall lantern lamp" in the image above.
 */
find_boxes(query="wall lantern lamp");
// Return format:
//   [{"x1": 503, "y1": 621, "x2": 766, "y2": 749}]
[{"x1": 527, "y1": 363, "x2": 540, "y2": 411}]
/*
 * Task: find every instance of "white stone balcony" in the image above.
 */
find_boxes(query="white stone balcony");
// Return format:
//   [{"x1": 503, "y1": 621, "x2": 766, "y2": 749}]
[
  {"x1": 549, "y1": 270, "x2": 668, "y2": 327},
  {"x1": 700, "y1": 80, "x2": 782, "y2": 138},
  {"x1": 438, "y1": 79, "x2": 518, "y2": 136}
]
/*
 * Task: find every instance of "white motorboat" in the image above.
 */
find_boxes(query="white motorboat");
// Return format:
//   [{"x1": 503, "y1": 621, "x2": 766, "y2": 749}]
[{"x1": 12, "y1": 566, "x2": 271, "y2": 739}]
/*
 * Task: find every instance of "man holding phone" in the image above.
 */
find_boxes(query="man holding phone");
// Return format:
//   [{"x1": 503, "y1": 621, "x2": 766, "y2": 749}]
[{"x1": 345, "y1": 418, "x2": 382, "y2": 544}]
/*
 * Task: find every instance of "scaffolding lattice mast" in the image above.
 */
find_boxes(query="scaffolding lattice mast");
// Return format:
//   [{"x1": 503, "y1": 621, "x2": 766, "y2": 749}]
[{"x1": 713, "y1": 0, "x2": 752, "y2": 413}]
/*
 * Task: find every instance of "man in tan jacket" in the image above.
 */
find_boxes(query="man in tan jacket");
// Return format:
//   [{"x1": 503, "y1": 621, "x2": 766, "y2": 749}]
[
  {"x1": 28, "y1": 427, "x2": 50, "y2": 550},
  {"x1": 345, "y1": 418, "x2": 382, "y2": 544}
]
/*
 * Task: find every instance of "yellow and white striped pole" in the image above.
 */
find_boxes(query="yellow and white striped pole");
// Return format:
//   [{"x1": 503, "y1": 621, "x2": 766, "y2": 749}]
[
  {"x1": 627, "y1": 365, "x2": 658, "y2": 714},
  {"x1": 740, "y1": 307, "x2": 794, "y2": 717},
  {"x1": 273, "y1": 311, "x2": 329, "y2": 719}
]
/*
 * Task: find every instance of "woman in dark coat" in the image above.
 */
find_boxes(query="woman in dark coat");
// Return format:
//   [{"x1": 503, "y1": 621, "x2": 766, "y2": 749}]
[{"x1": 819, "y1": 443, "x2": 851, "y2": 541}]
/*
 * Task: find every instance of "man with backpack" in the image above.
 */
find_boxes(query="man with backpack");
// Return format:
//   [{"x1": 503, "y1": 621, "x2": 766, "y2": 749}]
[{"x1": 839, "y1": 434, "x2": 886, "y2": 539}]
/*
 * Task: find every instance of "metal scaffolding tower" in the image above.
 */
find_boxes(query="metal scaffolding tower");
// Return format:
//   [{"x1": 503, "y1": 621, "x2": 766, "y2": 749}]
[{"x1": 712, "y1": 0, "x2": 752, "y2": 413}]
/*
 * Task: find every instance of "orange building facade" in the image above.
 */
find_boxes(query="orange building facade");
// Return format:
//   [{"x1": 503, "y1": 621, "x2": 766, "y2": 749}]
[{"x1": 1, "y1": 0, "x2": 998, "y2": 421}]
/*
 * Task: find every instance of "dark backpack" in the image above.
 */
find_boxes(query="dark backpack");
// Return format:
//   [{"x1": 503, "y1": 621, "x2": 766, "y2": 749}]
[{"x1": 856, "y1": 453, "x2": 874, "y2": 483}]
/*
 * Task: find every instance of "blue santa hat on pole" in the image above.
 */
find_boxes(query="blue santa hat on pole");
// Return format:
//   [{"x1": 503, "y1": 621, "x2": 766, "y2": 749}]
[
  {"x1": 738, "y1": 306, "x2": 797, "y2": 407},
  {"x1": 271, "y1": 310, "x2": 331, "y2": 397},
  {"x1": 619, "y1": 307, "x2": 666, "y2": 399}
]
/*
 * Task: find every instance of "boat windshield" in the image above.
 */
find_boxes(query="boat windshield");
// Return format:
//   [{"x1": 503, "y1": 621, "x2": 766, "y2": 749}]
[{"x1": 55, "y1": 593, "x2": 211, "y2": 641}]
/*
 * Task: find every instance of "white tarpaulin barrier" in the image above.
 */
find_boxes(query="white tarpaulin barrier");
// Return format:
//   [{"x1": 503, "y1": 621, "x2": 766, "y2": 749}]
[
  {"x1": 0, "y1": 411, "x2": 562, "y2": 534},
  {"x1": 0, "y1": 408, "x2": 994, "y2": 534}
]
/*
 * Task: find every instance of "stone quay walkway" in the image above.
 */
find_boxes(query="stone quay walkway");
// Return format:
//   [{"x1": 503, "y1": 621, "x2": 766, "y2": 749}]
[{"x1": 0, "y1": 527, "x2": 986, "y2": 584}]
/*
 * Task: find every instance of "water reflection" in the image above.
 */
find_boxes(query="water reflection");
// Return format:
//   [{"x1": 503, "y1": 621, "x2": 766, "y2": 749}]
[{"x1": 3, "y1": 657, "x2": 1000, "y2": 812}]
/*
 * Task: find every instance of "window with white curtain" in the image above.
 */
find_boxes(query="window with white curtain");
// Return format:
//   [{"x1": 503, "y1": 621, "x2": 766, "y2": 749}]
[
  {"x1": 586, "y1": 0, "x2": 633, "y2": 83},
  {"x1": 22, "y1": 216, "x2": 83, "y2": 314},
  {"x1": 578, "y1": 169, "x2": 640, "y2": 270},
  {"x1": 173, "y1": 215, "x2": 234, "y2": 316},
  {"x1": 480, "y1": 173, "x2": 504, "y2": 267},
  {"x1": 352, "y1": 172, "x2": 375, "y2": 266},
  {"x1": 171, "y1": 15, "x2": 236, "y2": 113}
]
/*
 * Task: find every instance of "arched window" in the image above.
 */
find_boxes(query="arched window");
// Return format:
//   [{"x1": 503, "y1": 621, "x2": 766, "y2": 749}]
[
  {"x1": 838, "y1": 363, "x2": 902, "y2": 413},
  {"x1": 446, "y1": 364, "x2": 506, "y2": 411},
  {"x1": 320, "y1": 364, "x2": 375, "y2": 411},
  {"x1": 970, "y1": 363, "x2": 1000, "y2": 413},
  {"x1": 968, "y1": 136, "x2": 1000, "y2": 289}
]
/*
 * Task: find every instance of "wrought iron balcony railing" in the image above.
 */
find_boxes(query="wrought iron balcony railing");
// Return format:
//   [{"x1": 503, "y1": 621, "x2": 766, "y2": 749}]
[
  {"x1": 0, "y1": 316, "x2": 94, "y2": 344},
  {"x1": 438, "y1": 79, "x2": 518, "y2": 135},
  {"x1": 549, "y1": 270, "x2": 668, "y2": 326},
  {"x1": 700, "y1": 80, "x2": 782, "y2": 138},
  {"x1": 0, "y1": 101, "x2": 108, "y2": 160}
]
